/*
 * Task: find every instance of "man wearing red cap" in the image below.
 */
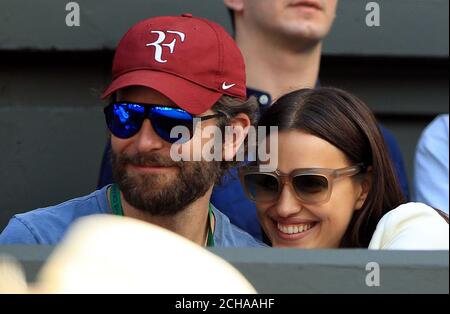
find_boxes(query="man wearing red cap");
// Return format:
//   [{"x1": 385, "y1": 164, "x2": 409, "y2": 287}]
[{"x1": 0, "y1": 14, "x2": 264, "y2": 248}]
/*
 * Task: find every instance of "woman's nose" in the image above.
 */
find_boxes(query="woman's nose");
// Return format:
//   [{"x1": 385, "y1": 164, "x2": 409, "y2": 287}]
[{"x1": 274, "y1": 184, "x2": 304, "y2": 218}]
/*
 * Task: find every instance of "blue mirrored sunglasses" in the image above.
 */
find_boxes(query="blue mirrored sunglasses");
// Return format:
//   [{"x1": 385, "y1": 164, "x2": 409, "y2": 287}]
[{"x1": 104, "y1": 102, "x2": 224, "y2": 144}]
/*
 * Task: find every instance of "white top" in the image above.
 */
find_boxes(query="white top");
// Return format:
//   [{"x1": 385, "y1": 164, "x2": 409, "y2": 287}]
[{"x1": 369, "y1": 202, "x2": 449, "y2": 250}]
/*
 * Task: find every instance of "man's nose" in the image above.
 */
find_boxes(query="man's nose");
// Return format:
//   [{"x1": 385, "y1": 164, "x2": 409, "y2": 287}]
[{"x1": 133, "y1": 119, "x2": 165, "y2": 153}]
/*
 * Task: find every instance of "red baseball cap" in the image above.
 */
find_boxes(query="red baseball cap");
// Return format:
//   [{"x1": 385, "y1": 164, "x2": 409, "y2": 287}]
[{"x1": 102, "y1": 14, "x2": 247, "y2": 115}]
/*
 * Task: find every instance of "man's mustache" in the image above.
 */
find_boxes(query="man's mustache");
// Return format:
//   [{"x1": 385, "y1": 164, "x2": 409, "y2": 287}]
[{"x1": 116, "y1": 153, "x2": 184, "y2": 169}]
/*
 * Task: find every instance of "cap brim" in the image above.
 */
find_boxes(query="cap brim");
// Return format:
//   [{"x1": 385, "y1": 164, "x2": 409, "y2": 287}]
[{"x1": 101, "y1": 70, "x2": 222, "y2": 115}]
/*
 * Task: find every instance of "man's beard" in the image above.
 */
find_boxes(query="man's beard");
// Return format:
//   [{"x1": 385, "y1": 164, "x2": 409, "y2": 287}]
[{"x1": 111, "y1": 151, "x2": 222, "y2": 216}]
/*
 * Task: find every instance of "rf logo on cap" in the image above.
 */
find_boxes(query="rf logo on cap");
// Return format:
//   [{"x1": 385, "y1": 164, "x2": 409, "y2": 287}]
[
  {"x1": 103, "y1": 15, "x2": 247, "y2": 113},
  {"x1": 146, "y1": 30, "x2": 186, "y2": 63}
]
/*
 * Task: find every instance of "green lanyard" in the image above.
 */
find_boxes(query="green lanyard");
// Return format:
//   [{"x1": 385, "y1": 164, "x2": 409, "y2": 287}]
[
  {"x1": 110, "y1": 184, "x2": 124, "y2": 216},
  {"x1": 110, "y1": 184, "x2": 215, "y2": 247},
  {"x1": 206, "y1": 203, "x2": 215, "y2": 247}
]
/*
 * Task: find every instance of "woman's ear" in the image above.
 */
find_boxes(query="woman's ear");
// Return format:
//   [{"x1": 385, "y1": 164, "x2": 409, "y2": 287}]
[
  {"x1": 223, "y1": 0, "x2": 245, "y2": 12},
  {"x1": 222, "y1": 113, "x2": 251, "y2": 161},
  {"x1": 355, "y1": 167, "x2": 373, "y2": 210}
]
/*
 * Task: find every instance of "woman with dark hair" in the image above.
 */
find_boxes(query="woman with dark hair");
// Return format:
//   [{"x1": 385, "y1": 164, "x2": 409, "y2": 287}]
[{"x1": 239, "y1": 87, "x2": 448, "y2": 249}]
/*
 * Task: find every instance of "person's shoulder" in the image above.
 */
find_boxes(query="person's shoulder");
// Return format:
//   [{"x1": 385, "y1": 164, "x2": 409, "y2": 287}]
[
  {"x1": 378, "y1": 124, "x2": 399, "y2": 146},
  {"x1": 427, "y1": 114, "x2": 449, "y2": 133},
  {"x1": 227, "y1": 221, "x2": 268, "y2": 248},
  {"x1": 212, "y1": 205, "x2": 267, "y2": 248},
  {"x1": 380, "y1": 202, "x2": 447, "y2": 224},
  {"x1": 16, "y1": 187, "x2": 110, "y2": 224},
  {"x1": 369, "y1": 202, "x2": 449, "y2": 250},
  {"x1": 419, "y1": 114, "x2": 449, "y2": 146},
  {"x1": 0, "y1": 187, "x2": 110, "y2": 245}
]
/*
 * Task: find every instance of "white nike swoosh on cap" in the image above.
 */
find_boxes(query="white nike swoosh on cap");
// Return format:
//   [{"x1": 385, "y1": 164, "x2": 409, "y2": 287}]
[{"x1": 222, "y1": 82, "x2": 235, "y2": 90}]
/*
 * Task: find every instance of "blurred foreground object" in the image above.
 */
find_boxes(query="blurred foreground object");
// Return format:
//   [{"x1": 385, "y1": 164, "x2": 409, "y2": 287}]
[
  {"x1": 0, "y1": 256, "x2": 28, "y2": 293},
  {"x1": 0, "y1": 215, "x2": 256, "y2": 294}
]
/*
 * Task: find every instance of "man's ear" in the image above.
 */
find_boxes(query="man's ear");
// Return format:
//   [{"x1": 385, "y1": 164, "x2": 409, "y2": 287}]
[
  {"x1": 354, "y1": 167, "x2": 373, "y2": 210},
  {"x1": 223, "y1": 0, "x2": 245, "y2": 12},
  {"x1": 222, "y1": 113, "x2": 251, "y2": 161}
]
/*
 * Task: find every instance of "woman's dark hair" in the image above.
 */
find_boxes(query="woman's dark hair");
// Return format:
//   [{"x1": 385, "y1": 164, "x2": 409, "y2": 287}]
[{"x1": 258, "y1": 87, "x2": 406, "y2": 247}]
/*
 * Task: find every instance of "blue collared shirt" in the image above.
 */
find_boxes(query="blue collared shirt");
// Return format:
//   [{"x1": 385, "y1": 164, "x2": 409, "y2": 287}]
[
  {"x1": 414, "y1": 114, "x2": 449, "y2": 213},
  {"x1": 0, "y1": 185, "x2": 266, "y2": 247}
]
